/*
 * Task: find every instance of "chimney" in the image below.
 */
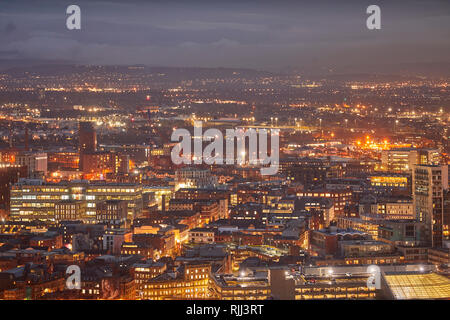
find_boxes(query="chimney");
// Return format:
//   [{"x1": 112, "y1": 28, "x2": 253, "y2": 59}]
[
  {"x1": 24, "y1": 127, "x2": 29, "y2": 151},
  {"x1": 161, "y1": 194, "x2": 166, "y2": 212},
  {"x1": 8, "y1": 121, "x2": 13, "y2": 149}
]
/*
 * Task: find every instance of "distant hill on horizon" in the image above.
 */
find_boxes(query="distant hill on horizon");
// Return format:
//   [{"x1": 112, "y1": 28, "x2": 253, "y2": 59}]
[{"x1": 1, "y1": 59, "x2": 450, "y2": 80}]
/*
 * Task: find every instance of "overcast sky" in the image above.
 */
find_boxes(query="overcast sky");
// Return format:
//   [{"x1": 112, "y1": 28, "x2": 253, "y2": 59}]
[{"x1": 1, "y1": 0, "x2": 450, "y2": 71}]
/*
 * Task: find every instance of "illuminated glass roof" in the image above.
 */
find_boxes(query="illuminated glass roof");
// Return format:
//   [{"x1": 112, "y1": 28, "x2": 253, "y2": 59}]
[{"x1": 384, "y1": 273, "x2": 450, "y2": 299}]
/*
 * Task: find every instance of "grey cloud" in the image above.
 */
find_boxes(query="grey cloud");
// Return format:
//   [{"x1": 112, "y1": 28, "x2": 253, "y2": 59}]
[{"x1": 0, "y1": 0, "x2": 449, "y2": 70}]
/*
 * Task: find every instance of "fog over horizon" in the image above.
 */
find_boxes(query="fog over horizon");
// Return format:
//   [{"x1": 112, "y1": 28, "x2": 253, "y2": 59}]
[{"x1": 1, "y1": 0, "x2": 450, "y2": 74}]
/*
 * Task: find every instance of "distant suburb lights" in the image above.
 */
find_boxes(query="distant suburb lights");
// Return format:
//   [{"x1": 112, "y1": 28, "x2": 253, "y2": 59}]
[{"x1": 65, "y1": 4, "x2": 382, "y2": 31}]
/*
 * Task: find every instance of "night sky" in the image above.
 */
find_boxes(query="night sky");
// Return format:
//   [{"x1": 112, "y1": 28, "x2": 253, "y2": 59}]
[{"x1": 1, "y1": 0, "x2": 450, "y2": 72}]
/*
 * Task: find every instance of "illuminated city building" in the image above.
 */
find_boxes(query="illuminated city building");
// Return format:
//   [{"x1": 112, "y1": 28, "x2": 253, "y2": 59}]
[
  {"x1": 143, "y1": 186, "x2": 173, "y2": 210},
  {"x1": 381, "y1": 148, "x2": 440, "y2": 173},
  {"x1": 369, "y1": 174, "x2": 409, "y2": 189},
  {"x1": 382, "y1": 271, "x2": 450, "y2": 299},
  {"x1": 381, "y1": 148, "x2": 418, "y2": 172},
  {"x1": 280, "y1": 158, "x2": 343, "y2": 187},
  {"x1": 121, "y1": 242, "x2": 154, "y2": 260},
  {"x1": 443, "y1": 190, "x2": 450, "y2": 243},
  {"x1": 0, "y1": 163, "x2": 27, "y2": 217},
  {"x1": 0, "y1": 150, "x2": 18, "y2": 164},
  {"x1": 133, "y1": 260, "x2": 167, "y2": 298},
  {"x1": 413, "y1": 164, "x2": 449, "y2": 247},
  {"x1": 0, "y1": 263, "x2": 65, "y2": 300},
  {"x1": 337, "y1": 216, "x2": 380, "y2": 240},
  {"x1": 230, "y1": 202, "x2": 265, "y2": 221},
  {"x1": 174, "y1": 188, "x2": 229, "y2": 219},
  {"x1": 101, "y1": 144, "x2": 150, "y2": 164},
  {"x1": 293, "y1": 275, "x2": 376, "y2": 299},
  {"x1": 140, "y1": 263, "x2": 211, "y2": 300},
  {"x1": 312, "y1": 254, "x2": 405, "y2": 266},
  {"x1": 84, "y1": 182, "x2": 143, "y2": 220},
  {"x1": 378, "y1": 220, "x2": 427, "y2": 247},
  {"x1": 169, "y1": 199, "x2": 220, "y2": 224},
  {"x1": 309, "y1": 227, "x2": 370, "y2": 256},
  {"x1": 236, "y1": 187, "x2": 271, "y2": 205},
  {"x1": 47, "y1": 152, "x2": 79, "y2": 171},
  {"x1": 79, "y1": 266, "x2": 136, "y2": 300},
  {"x1": 189, "y1": 228, "x2": 215, "y2": 244},
  {"x1": 78, "y1": 122, "x2": 97, "y2": 154},
  {"x1": 297, "y1": 189, "x2": 352, "y2": 218},
  {"x1": 339, "y1": 240, "x2": 394, "y2": 257},
  {"x1": 29, "y1": 231, "x2": 63, "y2": 250},
  {"x1": 16, "y1": 152, "x2": 47, "y2": 177},
  {"x1": 95, "y1": 200, "x2": 128, "y2": 225},
  {"x1": 10, "y1": 179, "x2": 70, "y2": 222},
  {"x1": 418, "y1": 149, "x2": 441, "y2": 166},
  {"x1": 103, "y1": 229, "x2": 133, "y2": 255},
  {"x1": 395, "y1": 246, "x2": 429, "y2": 263},
  {"x1": 270, "y1": 267, "x2": 377, "y2": 300},
  {"x1": 81, "y1": 152, "x2": 129, "y2": 178},
  {"x1": 174, "y1": 167, "x2": 218, "y2": 191},
  {"x1": 78, "y1": 121, "x2": 97, "y2": 172},
  {"x1": 210, "y1": 273, "x2": 270, "y2": 300},
  {"x1": 132, "y1": 229, "x2": 177, "y2": 258},
  {"x1": 54, "y1": 200, "x2": 87, "y2": 221},
  {"x1": 10, "y1": 180, "x2": 143, "y2": 222},
  {"x1": 296, "y1": 198, "x2": 334, "y2": 227},
  {"x1": 428, "y1": 246, "x2": 450, "y2": 266},
  {"x1": 359, "y1": 196, "x2": 414, "y2": 220}
]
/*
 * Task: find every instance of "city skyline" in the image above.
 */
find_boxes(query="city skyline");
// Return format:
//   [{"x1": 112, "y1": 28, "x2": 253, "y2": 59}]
[{"x1": 0, "y1": 0, "x2": 450, "y2": 303}]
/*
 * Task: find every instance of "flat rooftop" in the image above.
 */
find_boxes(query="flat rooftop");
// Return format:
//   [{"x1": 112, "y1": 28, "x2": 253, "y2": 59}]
[{"x1": 384, "y1": 272, "x2": 450, "y2": 300}]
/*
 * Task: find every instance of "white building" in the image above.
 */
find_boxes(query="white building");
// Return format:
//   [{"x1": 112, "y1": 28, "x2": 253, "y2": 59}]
[{"x1": 16, "y1": 152, "x2": 47, "y2": 176}]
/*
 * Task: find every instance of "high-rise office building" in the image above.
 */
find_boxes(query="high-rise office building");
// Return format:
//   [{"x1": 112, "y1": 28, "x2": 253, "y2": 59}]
[
  {"x1": 443, "y1": 190, "x2": 450, "y2": 244},
  {"x1": 0, "y1": 163, "x2": 27, "y2": 217},
  {"x1": 413, "y1": 164, "x2": 449, "y2": 247},
  {"x1": 78, "y1": 122, "x2": 97, "y2": 170},
  {"x1": 78, "y1": 122, "x2": 97, "y2": 153}
]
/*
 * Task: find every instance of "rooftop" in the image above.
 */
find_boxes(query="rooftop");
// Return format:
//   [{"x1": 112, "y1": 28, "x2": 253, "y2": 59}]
[{"x1": 384, "y1": 272, "x2": 450, "y2": 299}]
